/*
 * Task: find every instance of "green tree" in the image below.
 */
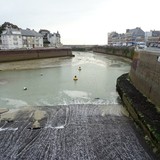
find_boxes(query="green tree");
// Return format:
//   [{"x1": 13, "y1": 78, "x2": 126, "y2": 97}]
[{"x1": 0, "y1": 22, "x2": 19, "y2": 35}]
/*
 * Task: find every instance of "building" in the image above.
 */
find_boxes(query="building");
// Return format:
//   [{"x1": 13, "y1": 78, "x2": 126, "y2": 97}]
[
  {"x1": 145, "y1": 30, "x2": 160, "y2": 45},
  {"x1": 108, "y1": 27, "x2": 145, "y2": 46},
  {"x1": 1, "y1": 28, "x2": 43, "y2": 50},
  {"x1": 39, "y1": 30, "x2": 62, "y2": 47},
  {"x1": 108, "y1": 32, "x2": 118, "y2": 46},
  {"x1": 125, "y1": 27, "x2": 145, "y2": 44},
  {"x1": 38, "y1": 29, "x2": 50, "y2": 46},
  {"x1": 21, "y1": 29, "x2": 43, "y2": 49},
  {"x1": 1, "y1": 28, "x2": 22, "y2": 49},
  {"x1": 47, "y1": 31, "x2": 61, "y2": 47},
  {"x1": 108, "y1": 32, "x2": 125, "y2": 46}
]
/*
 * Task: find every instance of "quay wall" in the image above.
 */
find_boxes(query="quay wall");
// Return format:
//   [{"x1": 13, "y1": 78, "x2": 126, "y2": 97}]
[
  {"x1": 116, "y1": 74, "x2": 160, "y2": 156},
  {"x1": 99, "y1": 46, "x2": 160, "y2": 155},
  {"x1": 129, "y1": 51, "x2": 160, "y2": 107},
  {"x1": 94, "y1": 46, "x2": 160, "y2": 107},
  {"x1": 93, "y1": 46, "x2": 135, "y2": 59},
  {"x1": 0, "y1": 48, "x2": 73, "y2": 62}
]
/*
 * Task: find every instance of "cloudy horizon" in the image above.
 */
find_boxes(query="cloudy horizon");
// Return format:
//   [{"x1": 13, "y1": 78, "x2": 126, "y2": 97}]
[{"x1": 1, "y1": 0, "x2": 160, "y2": 45}]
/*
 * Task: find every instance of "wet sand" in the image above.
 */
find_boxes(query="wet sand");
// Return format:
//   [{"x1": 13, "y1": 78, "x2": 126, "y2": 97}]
[
  {"x1": 0, "y1": 57, "x2": 69, "y2": 71},
  {"x1": 0, "y1": 104, "x2": 156, "y2": 160}
]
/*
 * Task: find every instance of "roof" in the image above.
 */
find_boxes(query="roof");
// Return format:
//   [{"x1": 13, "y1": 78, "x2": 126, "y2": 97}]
[
  {"x1": 2, "y1": 28, "x2": 21, "y2": 35},
  {"x1": 39, "y1": 29, "x2": 50, "y2": 36},
  {"x1": 21, "y1": 29, "x2": 43, "y2": 37},
  {"x1": 126, "y1": 27, "x2": 145, "y2": 37},
  {"x1": 39, "y1": 29, "x2": 50, "y2": 33},
  {"x1": 48, "y1": 33, "x2": 57, "y2": 38},
  {"x1": 2, "y1": 28, "x2": 43, "y2": 37},
  {"x1": 151, "y1": 30, "x2": 160, "y2": 37}
]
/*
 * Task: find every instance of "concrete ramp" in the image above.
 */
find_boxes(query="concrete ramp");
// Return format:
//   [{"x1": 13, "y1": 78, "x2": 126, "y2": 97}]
[{"x1": 0, "y1": 104, "x2": 156, "y2": 159}]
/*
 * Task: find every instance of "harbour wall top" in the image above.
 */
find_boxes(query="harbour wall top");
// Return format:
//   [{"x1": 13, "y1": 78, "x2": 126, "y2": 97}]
[
  {"x1": 93, "y1": 46, "x2": 134, "y2": 59},
  {"x1": 0, "y1": 48, "x2": 73, "y2": 62}
]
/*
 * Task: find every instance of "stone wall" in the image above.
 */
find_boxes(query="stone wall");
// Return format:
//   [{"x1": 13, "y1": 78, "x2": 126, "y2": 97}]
[
  {"x1": 129, "y1": 51, "x2": 160, "y2": 107},
  {"x1": 93, "y1": 46, "x2": 135, "y2": 59},
  {"x1": 0, "y1": 48, "x2": 73, "y2": 62},
  {"x1": 116, "y1": 74, "x2": 160, "y2": 156}
]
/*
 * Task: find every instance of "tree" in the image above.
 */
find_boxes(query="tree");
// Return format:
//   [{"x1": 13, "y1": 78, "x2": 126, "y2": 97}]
[{"x1": 0, "y1": 22, "x2": 19, "y2": 35}]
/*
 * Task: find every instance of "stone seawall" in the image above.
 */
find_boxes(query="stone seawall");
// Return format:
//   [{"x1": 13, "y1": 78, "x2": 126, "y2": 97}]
[
  {"x1": 0, "y1": 48, "x2": 73, "y2": 62},
  {"x1": 94, "y1": 46, "x2": 160, "y2": 107},
  {"x1": 93, "y1": 46, "x2": 135, "y2": 59},
  {"x1": 116, "y1": 74, "x2": 160, "y2": 156},
  {"x1": 95, "y1": 47, "x2": 160, "y2": 155},
  {"x1": 129, "y1": 51, "x2": 160, "y2": 107}
]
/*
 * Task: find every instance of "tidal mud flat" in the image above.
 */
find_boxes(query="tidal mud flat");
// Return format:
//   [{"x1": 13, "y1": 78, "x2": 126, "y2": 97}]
[
  {"x1": 0, "y1": 57, "x2": 71, "y2": 71},
  {"x1": 0, "y1": 104, "x2": 157, "y2": 160}
]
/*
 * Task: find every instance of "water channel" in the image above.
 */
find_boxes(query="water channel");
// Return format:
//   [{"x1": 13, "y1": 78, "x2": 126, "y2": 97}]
[
  {"x1": 0, "y1": 51, "x2": 130, "y2": 108},
  {"x1": 0, "y1": 52, "x2": 157, "y2": 159}
]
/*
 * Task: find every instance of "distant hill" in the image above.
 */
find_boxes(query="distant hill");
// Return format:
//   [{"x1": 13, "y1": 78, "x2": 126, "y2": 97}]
[{"x1": 0, "y1": 22, "x2": 19, "y2": 35}]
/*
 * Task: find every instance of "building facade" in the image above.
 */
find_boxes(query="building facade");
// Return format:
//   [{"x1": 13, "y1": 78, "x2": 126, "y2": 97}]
[
  {"x1": 1, "y1": 29, "x2": 22, "y2": 49},
  {"x1": 108, "y1": 27, "x2": 145, "y2": 46},
  {"x1": 108, "y1": 32, "x2": 126, "y2": 46},
  {"x1": 1, "y1": 28, "x2": 43, "y2": 50},
  {"x1": 39, "y1": 30, "x2": 62, "y2": 48},
  {"x1": 145, "y1": 30, "x2": 160, "y2": 46},
  {"x1": 125, "y1": 27, "x2": 145, "y2": 44}
]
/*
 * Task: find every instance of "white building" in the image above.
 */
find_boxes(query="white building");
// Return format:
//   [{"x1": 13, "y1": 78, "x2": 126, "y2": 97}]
[
  {"x1": 21, "y1": 29, "x2": 43, "y2": 49},
  {"x1": 1, "y1": 28, "x2": 43, "y2": 50},
  {"x1": 1, "y1": 29, "x2": 22, "y2": 49},
  {"x1": 39, "y1": 30, "x2": 62, "y2": 47},
  {"x1": 47, "y1": 31, "x2": 62, "y2": 47}
]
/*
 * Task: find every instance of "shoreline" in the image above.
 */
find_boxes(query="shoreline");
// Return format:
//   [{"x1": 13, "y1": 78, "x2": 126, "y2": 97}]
[{"x1": 0, "y1": 56, "x2": 74, "y2": 71}]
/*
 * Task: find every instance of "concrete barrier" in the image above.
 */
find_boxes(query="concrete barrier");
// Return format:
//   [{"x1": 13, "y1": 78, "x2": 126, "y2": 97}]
[
  {"x1": 93, "y1": 46, "x2": 135, "y2": 59},
  {"x1": 129, "y1": 51, "x2": 160, "y2": 107},
  {"x1": 0, "y1": 48, "x2": 73, "y2": 62}
]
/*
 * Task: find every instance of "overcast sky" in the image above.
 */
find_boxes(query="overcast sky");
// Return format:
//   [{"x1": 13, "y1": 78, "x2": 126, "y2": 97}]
[{"x1": 1, "y1": 0, "x2": 160, "y2": 45}]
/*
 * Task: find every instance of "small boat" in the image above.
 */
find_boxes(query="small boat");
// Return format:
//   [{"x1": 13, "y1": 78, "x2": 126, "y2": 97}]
[{"x1": 73, "y1": 76, "x2": 78, "y2": 81}]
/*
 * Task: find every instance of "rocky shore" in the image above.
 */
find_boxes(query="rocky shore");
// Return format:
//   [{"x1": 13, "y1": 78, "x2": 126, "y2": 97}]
[{"x1": 116, "y1": 73, "x2": 160, "y2": 157}]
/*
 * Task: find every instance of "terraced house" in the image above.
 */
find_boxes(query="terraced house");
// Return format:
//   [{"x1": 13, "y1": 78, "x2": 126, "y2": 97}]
[{"x1": 1, "y1": 28, "x2": 43, "y2": 49}]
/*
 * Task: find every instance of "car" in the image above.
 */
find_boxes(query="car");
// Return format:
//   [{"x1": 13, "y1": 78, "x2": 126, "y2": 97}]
[
  {"x1": 137, "y1": 42, "x2": 147, "y2": 49},
  {"x1": 150, "y1": 43, "x2": 154, "y2": 47},
  {"x1": 122, "y1": 43, "x2": 127, "y2": 46},
  {"x1": 153, "y1": 43, "x2": 158, "y2": 47},
  {"x1": 127, "y1": 42, "x2": 133, "y2": 47},
  {"x1": 157, "y1": 44, "x2": 160, "y2": 48}
]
